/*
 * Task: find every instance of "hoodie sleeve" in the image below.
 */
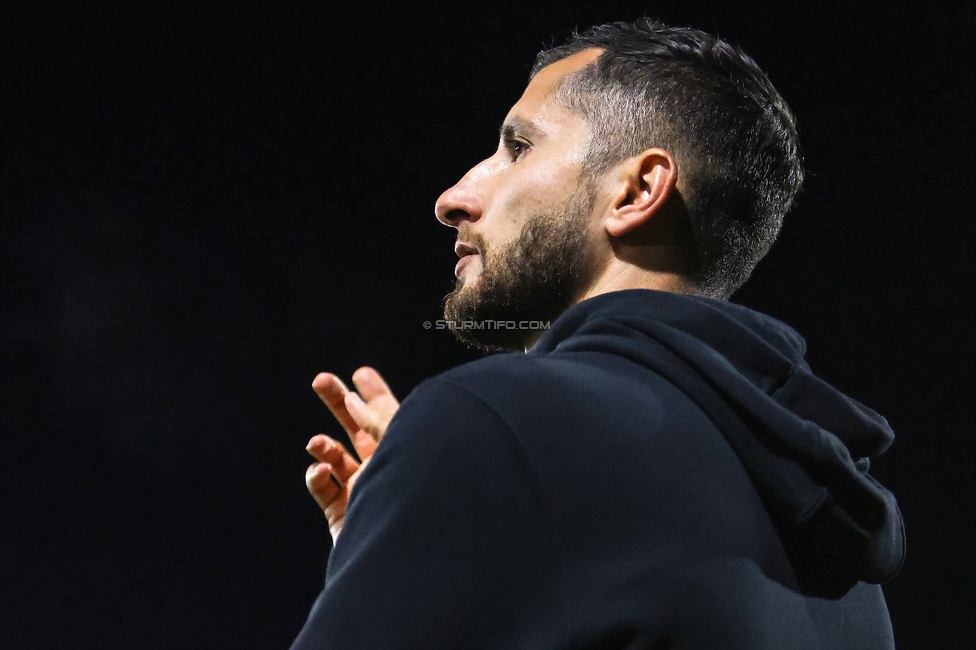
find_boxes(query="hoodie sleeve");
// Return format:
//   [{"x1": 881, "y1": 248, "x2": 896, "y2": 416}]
[{"x1": 290, "y1": 378, "x2": 557, "y2": 650}]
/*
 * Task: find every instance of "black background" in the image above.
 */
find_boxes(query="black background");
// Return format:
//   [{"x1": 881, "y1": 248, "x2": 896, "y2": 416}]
[{"x1": 1, "y1": 2, "x2": 972, "y2": 648}]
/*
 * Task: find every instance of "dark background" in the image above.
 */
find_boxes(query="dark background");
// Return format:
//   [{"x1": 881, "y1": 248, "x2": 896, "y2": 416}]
[{"x1": 1, "y1": 2, "x2": 972, "y2": 648}]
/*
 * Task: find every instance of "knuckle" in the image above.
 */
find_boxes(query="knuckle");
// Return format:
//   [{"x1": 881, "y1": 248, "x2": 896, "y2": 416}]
[{"x1": 324, "y1": 445, "x2": 346, "y2": 461}]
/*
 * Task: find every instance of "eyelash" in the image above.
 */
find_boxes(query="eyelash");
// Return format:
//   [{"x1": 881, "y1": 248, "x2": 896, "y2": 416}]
[{"x1": 503, "y1": 137, "x2": 530, "y2": 161}]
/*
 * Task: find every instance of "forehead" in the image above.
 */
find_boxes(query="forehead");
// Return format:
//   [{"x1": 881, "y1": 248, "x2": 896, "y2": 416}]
[{"x1": 505, "y1": 48, "x2": 603, "y2": 126}]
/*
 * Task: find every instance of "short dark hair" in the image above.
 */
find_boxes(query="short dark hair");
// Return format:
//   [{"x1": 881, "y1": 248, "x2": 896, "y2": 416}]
[{"x1": 533, "y1": 19, "x2": 804, "y2": 298}]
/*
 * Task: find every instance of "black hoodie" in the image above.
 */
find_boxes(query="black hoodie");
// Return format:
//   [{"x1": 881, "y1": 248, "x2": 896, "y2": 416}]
[{"x1": 292, "y1": 290, "x2": 905, "y2": 649}]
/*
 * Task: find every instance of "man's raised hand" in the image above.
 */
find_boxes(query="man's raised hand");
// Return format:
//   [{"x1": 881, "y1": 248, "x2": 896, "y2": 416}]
[{"x1": 305, "y1": 367, "x2": 399, "y2": 543}]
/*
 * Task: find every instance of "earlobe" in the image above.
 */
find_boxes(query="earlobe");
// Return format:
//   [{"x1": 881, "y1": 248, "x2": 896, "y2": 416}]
[{"x1": 605, "y1": 149, "x2": 677, "y2": 238}]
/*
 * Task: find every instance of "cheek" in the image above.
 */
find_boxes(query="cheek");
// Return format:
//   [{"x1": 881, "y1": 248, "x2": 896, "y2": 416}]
[
  {"x1": 478, "y1": 198, "x2": 525, "y2": 258},
  {"x1": 499, "y1": 159, "x2": 582, "y2": 217},
  {"x1": 481, "y1": 156, "x2": 584, "y2": 250}
]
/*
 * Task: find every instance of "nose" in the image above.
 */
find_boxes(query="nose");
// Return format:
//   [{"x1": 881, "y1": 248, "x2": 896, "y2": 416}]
[{"x1": 435, "y1": 163, "x2": 486, "y2": 228}]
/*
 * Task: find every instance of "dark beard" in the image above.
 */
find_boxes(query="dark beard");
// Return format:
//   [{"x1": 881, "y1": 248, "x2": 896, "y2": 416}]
[{"x1": 443, "y1": 182, "x2": 597, "y2": 352}]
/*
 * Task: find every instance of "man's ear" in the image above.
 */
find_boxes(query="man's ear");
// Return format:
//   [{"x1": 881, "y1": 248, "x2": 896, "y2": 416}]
[{"x1": 604, "y1": 148, "x2": 677, "y2": 238}]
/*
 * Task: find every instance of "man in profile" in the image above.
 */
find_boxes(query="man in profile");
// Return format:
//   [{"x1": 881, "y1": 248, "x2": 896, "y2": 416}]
[{"x1": 292, "y1": 19, "x2": 904, "y2": 649}]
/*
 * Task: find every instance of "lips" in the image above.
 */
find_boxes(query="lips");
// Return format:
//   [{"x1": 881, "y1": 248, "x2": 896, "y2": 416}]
[
  {"x1": 454, "y1": 240, "x2": 479, "y2": 259},
  {"x1": 454, "y1": 240, "x2": 480, "y2": 278}
]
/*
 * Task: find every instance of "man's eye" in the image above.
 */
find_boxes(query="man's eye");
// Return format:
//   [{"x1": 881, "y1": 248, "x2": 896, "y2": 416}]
[{"x1": 504, "y1": 138, "x2": 530, "y2": 161}]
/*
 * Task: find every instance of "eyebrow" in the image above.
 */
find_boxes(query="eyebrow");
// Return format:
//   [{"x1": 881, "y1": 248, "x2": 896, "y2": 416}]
[{"x1": 499, "y1": 116, "x2": 547, "y2": 143}]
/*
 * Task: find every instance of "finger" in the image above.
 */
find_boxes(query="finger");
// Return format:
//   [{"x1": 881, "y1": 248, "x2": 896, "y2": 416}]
[
  {"x1": 308, "y1": 463, "x2": 349, "y2": 542},
  {"x1": 345, "y1": 456, "x2": 372, "y2": 498},
  {"x1": 325, "y1": 503, "x2": 346, "y2": 542},
  {"x1": 325, "y1": 495, "x2": 346, "y2": 529},
  {"x1": 352, "y1": 367, "x2": 401, "y2": 425},
  {"x1": 345, "y1": 392, "x2": 388, "y2": 442},
  {"x1": 349, "y1": 429, "x2": 379, "y2": 462},
  {"x1": 311, "y1": 373, "x2": 360, "y2": 438},
  {"x1": 305, "y1": 462, "x2": 341, "y2": 510},
  {"x1": 305, "y1": 462, "x2": 339, "y2": 499},
  {"x1": 351, "y1": 367, "x2": 397, "y2": 404},
  {"x1": 306, "y1": 435, "x2": 360, "y2": 484}
]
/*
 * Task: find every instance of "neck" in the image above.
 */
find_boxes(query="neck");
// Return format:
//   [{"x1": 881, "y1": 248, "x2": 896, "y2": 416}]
[
  {"x1": 521, "y1": 258, "x2": 694, "y2": 353},
  {"x1": 580, "y1": 265, "x2": 694, "y2": 301},
  {"x1": 579, "y1": 242, "x2": 697, "y2": 301}
]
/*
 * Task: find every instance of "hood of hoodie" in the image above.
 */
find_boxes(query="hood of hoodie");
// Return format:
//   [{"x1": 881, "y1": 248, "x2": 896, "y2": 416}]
[{"x1": 531, "y1": 289, "x2": 905, "y2": 596}]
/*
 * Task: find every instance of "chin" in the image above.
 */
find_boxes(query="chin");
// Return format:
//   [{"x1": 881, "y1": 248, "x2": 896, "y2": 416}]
[{"x1": 458, "y1": 272, "x2": 482, "y2": 289}]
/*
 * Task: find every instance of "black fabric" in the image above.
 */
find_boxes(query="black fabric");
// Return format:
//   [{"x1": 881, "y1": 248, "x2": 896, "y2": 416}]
[
  {"x1": 533, "y1": 290, "x2": 905, "y2": 596},
  {"x1": 292, "y1": 289, "x2": 904, "y2": 649}
]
